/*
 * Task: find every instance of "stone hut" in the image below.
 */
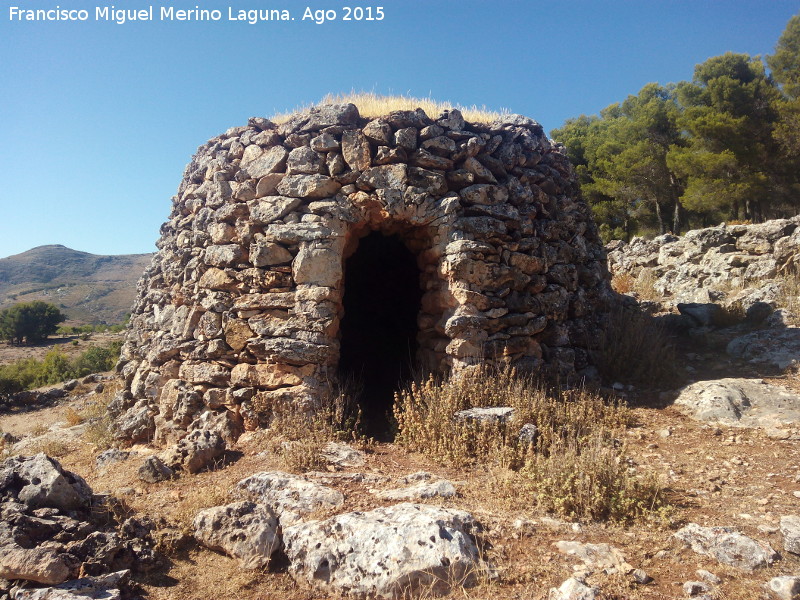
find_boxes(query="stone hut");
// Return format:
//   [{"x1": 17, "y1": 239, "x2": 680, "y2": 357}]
[{"x1": 114, "y1": 103, "x2": 612, "y2": 443}]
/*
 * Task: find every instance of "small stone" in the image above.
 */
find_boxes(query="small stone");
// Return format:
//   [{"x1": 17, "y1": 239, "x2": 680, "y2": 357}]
[
  {"x1": 137, "y1": 456, "x2": 174, "y2": 483},
  {"x1": 683, "y1": 581, "x2": 710, "y2": 596},
  {"x1": 632, "y1": 569, "x2": 652, "y2": 584},
  {"x1": 696, "y1": 569, "x2": 722, "y2": 585},
  {"x1": 276, "y1": 174, "x2": 341, "y2": 199},
  {"x1": 769, "y1": 575, "x2": 800, "y2": 600}
]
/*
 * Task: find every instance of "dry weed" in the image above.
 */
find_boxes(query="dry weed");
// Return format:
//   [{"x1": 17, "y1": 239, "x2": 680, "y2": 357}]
[
  {"x1": 394, "y1": 368, "x2": 666, "y2": 523},
  {"x1": 27, "y1": 438, "x2": 70, "y2": 458},
  {"x1": 632, "y1": 269, "x2": 661, "y2": 302},
  {"x1": 30, "y1": 423, "x2": 49, "y2": 437},
  {"x1": 63, "y1": 407, "x2": 84, "y2": 427},
  {"x1": 594, "y1": 306, "x2": 677, "y2": 387},
  {"x1": 778, "y1": 267, "x2": 800, "y2": 324},
  {"x1": 272, "y1": 92, "x2": 509, "y2": 124},
  {"x1": 80, "y1": 383, "x2": 120, "y2": 450},
  {"x1": 610, "y1": 272, "x2": 635, "y2": 295}
]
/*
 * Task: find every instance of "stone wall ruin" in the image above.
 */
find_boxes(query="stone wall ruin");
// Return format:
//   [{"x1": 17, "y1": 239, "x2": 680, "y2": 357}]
[{"x1": 113, "y1": 103, "x2": 612, "y2": 443}]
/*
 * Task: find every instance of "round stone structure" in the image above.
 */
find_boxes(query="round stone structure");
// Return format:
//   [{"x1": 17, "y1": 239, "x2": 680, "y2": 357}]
[{"x1": 114, "y1": 103, "x2": 613, "y2": 443}]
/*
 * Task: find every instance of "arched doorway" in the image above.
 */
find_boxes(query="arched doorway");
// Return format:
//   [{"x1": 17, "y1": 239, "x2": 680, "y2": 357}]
[{"x1": 338, "y1": 231, "x2": 423, "y2": 439}]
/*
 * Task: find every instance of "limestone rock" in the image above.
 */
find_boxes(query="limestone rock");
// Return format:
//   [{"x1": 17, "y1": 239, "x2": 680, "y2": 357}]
[
  {"x1": 159, "y1": 429, "x2": 226, "y2": 474},
  {"x1": 375, "y1": 479, "x2": 457, "y2": 501},
  {"x1": 727, "y1": 328, "x2": 800, "y2": 372},
  {"x1": 193, "y1": 501, "x2": 280, "y2": 569},
  {"x1": 341, "y1": 129, "x2": 371, "y2": 171},
  {"x1": 769, "y1": 576, "x2": 800, "y2": 600},
  {"x1": 283, "y1": 503, "x2": 484, "y2": 598},
  {"x1": 454, "y1": 406, "x2": 515, "y2": 424},
  {"x1": 112, "y1": 400, "x2": 155, "y2": 443},
  {"x1": 320, "y1": 442, "x2": 366, "y2": 468},
  {"x1": 673, "y1": 378, "x2": 800, "y2": 428},
  {"x1": 11, "y1": 570, "x2": 130, "y2": 600},
  {"x1": 0, "y1": 454, "x2": 92, "y2": 512},
  {"x1": 555, "y1": 541, "x2": 633, "y2": 573},
  {"x1": 237, "y1": 471, "x2": 343, "y2": 525},
  {"x1": 95, "y1": 449, "x2": 130, "y2": 471},
  {"x1": 548, "y1": 578, "x2": 599, "y2": 600},
  {"x1": 674, "y1": 523, "x2": 778, "y2": 570},
  {"x1": 137, "y1": 456, "x2": 174, "y2": 483},
  {"x1": 276, "y1": 174, "x2": 341, "y2": 199},
  {"x1": 781, "y1": 516, "x2": 800, "y2": 554},
  {"x1": 241, "y1": 145, "x2": 288, "y2": 179},
  {"x1": 0, "y1": 547, "x2": 70, "y2": 586}
]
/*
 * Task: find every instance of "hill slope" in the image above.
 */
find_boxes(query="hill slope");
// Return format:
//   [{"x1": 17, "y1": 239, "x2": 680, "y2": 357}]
[{"x1": 0, "y1": 245, "x2": 152, "y2": 324}]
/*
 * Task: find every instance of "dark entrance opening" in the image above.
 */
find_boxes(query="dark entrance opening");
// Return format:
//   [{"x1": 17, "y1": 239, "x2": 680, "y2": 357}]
[{"x1": 338, "y1": 231, "x2": 423, "y2": 440}]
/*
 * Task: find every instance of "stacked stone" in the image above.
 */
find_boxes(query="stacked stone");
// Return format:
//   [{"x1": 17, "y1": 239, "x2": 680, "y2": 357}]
[
  {"x1": 607, "y1": 218, "x2": 800, "y2": 309},
  {"x1": 114, "y1": 103, "x2": 611, "y2": 444}
]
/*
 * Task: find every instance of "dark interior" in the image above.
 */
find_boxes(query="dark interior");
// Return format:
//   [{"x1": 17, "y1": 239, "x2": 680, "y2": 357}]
[{"x1": 338, "y1": 231, "x2": 423, "y2": 440}]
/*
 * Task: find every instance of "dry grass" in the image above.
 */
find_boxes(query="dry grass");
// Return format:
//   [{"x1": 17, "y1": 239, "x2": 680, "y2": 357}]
[
  {"x1": 611, "y1": 269, "x2": 661, "y2": 303},
  {"x1": 610, "y1": 272, "x2": 635, "y2": 295},
  {"x1": 778, "y1": 267, "x2": 800, "y2": 325},
  {"x1": 394, "y1": 368, "x2": 667, "y2": 523},
  {"x1": 172, "y1": 484, "x2": 230, "y2": 534},
  {"x1": 27, "y1": 438, "x2": 71, "y2": 458},
  {"x1": 271, "y1": 92, "x2": 511, "y2": 125},
  {"x1": 265, "y1": 390, "x2": 366, "y2": 473},
  {"x1": 80, "y1": 382, "x2": 120, "y2": 450},
  {"x1": 63, "y1": 407, "x2": 84, "y2": 427},
  {"x1": 594, "y1": 306, "x2": 678, "y2": 387}
]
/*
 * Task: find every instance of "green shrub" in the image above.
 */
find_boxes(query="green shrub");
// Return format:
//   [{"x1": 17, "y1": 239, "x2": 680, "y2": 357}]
[
  {"x1": 0, "y1": 301, "x2": 66, "y2": 345},
  {"x1": 0, "y1": 341, "x2": 122, "y2": 393}
]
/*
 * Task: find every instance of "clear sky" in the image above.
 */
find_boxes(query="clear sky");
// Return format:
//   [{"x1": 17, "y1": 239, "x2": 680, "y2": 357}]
[{"x1": 1, "y1": 0, "x2": 798, "y2": 258}]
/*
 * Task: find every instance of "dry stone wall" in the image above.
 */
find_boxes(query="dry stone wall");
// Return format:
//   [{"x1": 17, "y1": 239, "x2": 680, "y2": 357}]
[
  {"x1": 607, "y1": 218, "x2": 800, "y2": 311},
  {"x1": 114, "y1": 103, "x2": 612, "y2": 443}
]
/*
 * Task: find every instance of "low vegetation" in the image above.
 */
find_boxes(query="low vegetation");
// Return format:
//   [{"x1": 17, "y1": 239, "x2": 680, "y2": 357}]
[
  {"x1": 258, "y1": 386, "x2": 367, "y2": 473},
  {"x1": 57, "y1": 320, "x2": 129, "y2": 336},
  {"x1": 272, "y1": 91, "x2": 510, "y2": 124},
  {"x1": 594, "y1": 306, "x2": 678, "y2": 387},
  {"x1": 0, "y1": 341, "x2": 122, "y2": 395},
  {"x1": 394, "y1": 368, "x2": 668, "y2": 523}
]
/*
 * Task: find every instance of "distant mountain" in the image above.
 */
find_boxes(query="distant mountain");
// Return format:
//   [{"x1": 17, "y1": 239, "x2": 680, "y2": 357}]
[{"x1": 0, "y1": 245, "x2": 153, "y2": 324}]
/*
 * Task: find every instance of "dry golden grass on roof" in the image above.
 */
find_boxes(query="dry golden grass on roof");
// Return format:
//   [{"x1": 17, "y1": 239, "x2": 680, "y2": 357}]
[{"x1": 270, "y1": 91, "x2": 511, "y2": 124}]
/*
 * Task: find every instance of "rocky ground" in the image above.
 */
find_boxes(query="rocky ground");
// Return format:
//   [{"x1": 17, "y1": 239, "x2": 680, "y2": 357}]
[
  {"x1": 3, "y1": 335, "x2": 800, "y2": 600},
  {"x1": 5, "y1": 219, "x2": 800, "y2": 599}
]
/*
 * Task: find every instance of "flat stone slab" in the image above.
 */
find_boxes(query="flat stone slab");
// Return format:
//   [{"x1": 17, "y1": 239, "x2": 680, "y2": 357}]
[
  {"x1": 673, "y1": 378, "x2": 800, "y2": 428},
  {"x1": 453, "y1": 406, "x2": 515, "y2": 423},
  {"x1": 727, "y1": 327, "x2": 800, "y2": 371},
  {"x1": 283, "y1": 503, "x2": 483, "y2": 599}
]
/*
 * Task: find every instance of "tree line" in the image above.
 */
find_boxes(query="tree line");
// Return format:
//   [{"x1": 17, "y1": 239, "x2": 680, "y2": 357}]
[{"x1": 551, "y1": 14, "x2": 800, "y2": 241}]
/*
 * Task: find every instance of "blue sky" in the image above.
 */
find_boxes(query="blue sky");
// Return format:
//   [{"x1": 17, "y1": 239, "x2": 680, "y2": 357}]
[{"x1": 1, "y1": 0, "x2": 798, "y2": 258}]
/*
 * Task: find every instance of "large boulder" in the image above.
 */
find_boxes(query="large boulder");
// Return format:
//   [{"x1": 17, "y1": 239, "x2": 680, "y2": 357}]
[
  {"x1": 237, "y1": 471, "x2": 343, "y2": 526},
  {"x1": 193, "y1": 501, "x2": 281, "y2": 569},
  {"x1": 672, "y1": 378, "x2": 800, "y2": 428},
  {"x1": 0, "y1": 546, "x2": 70, "y2": 586},
  {"x1": 674, "y1": 523, "x2": 778, "y2": 571},
  {"x1": 158, "y1": 429, "x2": 226, "y2": 474},
  {"x1": 282, "y1": 503, "x2": 484, "y2": 598},
  {"x1": 0, "y1": 454, "x2": 92, "y2": 512}
]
